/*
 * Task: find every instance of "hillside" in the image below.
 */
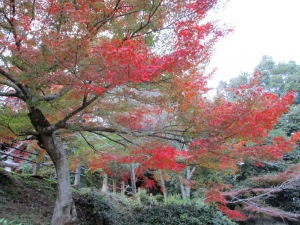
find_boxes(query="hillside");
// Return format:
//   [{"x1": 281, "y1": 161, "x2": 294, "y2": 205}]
[
  {"x1": 0, "y1": 168, "x2": 97, "y2": 224},
  {"x1": 0, "y1": 168, "x2": 236, "y2": 225}
]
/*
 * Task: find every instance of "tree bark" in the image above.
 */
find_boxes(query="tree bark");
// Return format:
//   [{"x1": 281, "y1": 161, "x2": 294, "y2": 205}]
[
  {"x1": 121, "y1": 181, "x2": 125, "y2": 196},
  {"x1": 42, "y1": 134, "x2": 77, "y2": 225},
  {"x1": 179, "y1": 176, "x2": 187, "y2": 199},
  {"x1": 130, "y1": 163, "x2": 137, "y2": 195},
  {"x1": 159, "y1": 170, "x2": 168, "y2": 201},
  {"x1": 178, "y1": 166, "x2": 195, "y2": 200},
  {"x1": 27, "y1": 107, "x2": 77, "y2": 224},
  {"x1": 184, "y1": 166, "x2": 194, "y2": 199},
  {"x1": 112, "y1": 179, "x2": 117, "y2": 194}
]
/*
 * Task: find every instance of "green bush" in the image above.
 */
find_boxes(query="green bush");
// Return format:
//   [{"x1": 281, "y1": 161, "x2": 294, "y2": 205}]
[
  {"x1": 74, "y1": 191, "x2": 236, "y2": 225},
  {"x1": 0, "y1": 218, "x2": 22, "y2": 225},
  {"x1": 164, "y1": 194, "x2": 189, "y2": 205},
  {"x1": 135, "y1": 189, "x2": 158, "y2": 207},
  {"x1": 126, "y1": 204, "x2": 236, "y2": 225}
]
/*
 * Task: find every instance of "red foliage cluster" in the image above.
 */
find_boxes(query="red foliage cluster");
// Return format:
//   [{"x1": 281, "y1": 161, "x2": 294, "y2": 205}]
[{"x1": 205, "y1": 189, "x2": 246, "y2": 221}]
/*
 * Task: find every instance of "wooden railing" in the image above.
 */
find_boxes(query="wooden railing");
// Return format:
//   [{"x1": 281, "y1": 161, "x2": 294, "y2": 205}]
[{"x1": 0, "y1": 144, "x2": 86, "y2": 186}]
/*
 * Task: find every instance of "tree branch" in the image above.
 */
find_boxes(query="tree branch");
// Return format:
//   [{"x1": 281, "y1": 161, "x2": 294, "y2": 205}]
[
  {"x1": 42, "y1": 95, "x2": 98, "y2": 134},
  {"x1": 0, "y1": 91, "x2": 18, "y2": 97},
  {"x1": 0, "y1": 67, "x2": 28, "y2": 99},
  {"x1": 40, "y1": 85, "x2": 72, "y2": 101},
  {"x1": 92, "y1": 132, "x2": 126, "y2": 147}
]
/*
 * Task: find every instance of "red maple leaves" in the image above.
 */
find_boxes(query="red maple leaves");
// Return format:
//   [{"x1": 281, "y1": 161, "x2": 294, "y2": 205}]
[{"x1": 205, "y1": 189, "x2": 246, "y2": 221}]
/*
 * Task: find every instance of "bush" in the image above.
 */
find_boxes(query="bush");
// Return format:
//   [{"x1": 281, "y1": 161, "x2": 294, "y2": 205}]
[
  {"x1": 0, "y1": 218, "x2": 22, "y2": 225},
  {"x1": 74, "y1": 191, "x2": 236, "y2": 225},
  {"x1": 127, "y1": 204, "x2": 236, "y2": 225}
]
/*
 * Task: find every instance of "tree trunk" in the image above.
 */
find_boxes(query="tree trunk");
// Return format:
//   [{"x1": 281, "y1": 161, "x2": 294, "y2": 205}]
[
  {"x1": 42, "y1": 134, "x2": 77, "y2": 225},
  {"x1": 178, "y1": 166, "x2": 195, "y2": 200},
  {"x1": 179, "y1": 175, "x2": 187, "y2": 199},
  {"x1": 184, "y1": 166, "x2": 193, "y2": 199},
  {"x1": 159, "y1": 170, "x2": 168, "y2": 201},
  {"x1": 121, "y1": 181, "x2": 125, "y2": 196},
  {"x1": 130, "y1": 163, "x2": 137, "y2": 195},
  {"x1": 112, "y1": 179, "x2": 117, "y2": 194}
]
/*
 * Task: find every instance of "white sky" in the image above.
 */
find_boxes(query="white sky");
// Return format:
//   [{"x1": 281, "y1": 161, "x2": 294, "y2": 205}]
[{"x1": 207, "y1": 0, "x2": 300, "y2": 88}]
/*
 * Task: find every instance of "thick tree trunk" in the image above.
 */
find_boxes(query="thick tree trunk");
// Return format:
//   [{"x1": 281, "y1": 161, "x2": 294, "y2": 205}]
[
  {"x1": 42, "y1": 134, "x2": 77, "y2": 225},
  {"x1": 27, "y1": 106, "x2": 77, "y2": 224}
]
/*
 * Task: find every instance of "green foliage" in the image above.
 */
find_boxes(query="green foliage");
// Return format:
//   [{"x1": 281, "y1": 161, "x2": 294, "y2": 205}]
[
  {"x1": 266, "y1": 189, "x2": 300, "y2": 213},
  {"x1": 164, "y1": 194, "x2": 190, "y2": 205},
  {"x1": 256, "y1": 56, "x2": 300, "y2": 99},
  {"x1": 127, "y1": 204, "x2": 236, "y2": 225},
  {"x1": 75, "y1": 192, "x2": 124, "y2": 225},
  {"x1": 136, "y1": 188, "x2": 158, "y2": 206},
  {"x1": 223, "y1": 160, "x2": 285, "y2": 189},
  {"x1": 74, "y1": 190, "x2": 236, "y2": 225},
  {"x1": 216, "y1": 72, "x2": 251, "y2": 101},
  {"x1": 81, "y1": 170, "x2": 103, "y2": 188},
  {"x1": 0, "y1": 218, "x2": 22, "y2": 225}
]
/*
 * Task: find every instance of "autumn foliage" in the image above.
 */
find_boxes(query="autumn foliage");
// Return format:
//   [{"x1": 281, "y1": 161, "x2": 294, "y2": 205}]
[{"x1": 1, "y1": 0, "x2": 300, "y2": 224}]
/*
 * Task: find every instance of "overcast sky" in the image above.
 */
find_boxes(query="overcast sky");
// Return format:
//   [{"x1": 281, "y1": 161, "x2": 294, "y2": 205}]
[{"x1": 207, "y1": 0, "x2": 300, "y2": 88}]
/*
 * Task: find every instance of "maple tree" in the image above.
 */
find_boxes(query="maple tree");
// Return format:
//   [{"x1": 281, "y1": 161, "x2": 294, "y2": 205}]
[
  {"x1": 0, "y1": 0, "x2": 228, "y2": 224},
  {"x1": 92, "y1": 72, "x2": 300, "y2": 221},
  {"x1": 193, "y1": 75, "x2": 300, "y2": 220},
  {"x1": 213, "y1": 57, "x2": 300, "y2": 222},
  {"x1": 1, "y1": 0, "x2": 299, "y2": 224}
]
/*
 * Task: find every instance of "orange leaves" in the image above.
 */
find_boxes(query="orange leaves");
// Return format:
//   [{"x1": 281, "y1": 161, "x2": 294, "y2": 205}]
[
  {"x1": 290, "y1": 131, "x2": 300, "y2": 142},
  {"x1": 89, "y1": 153, "x2": 118, "y2": 174},
  {"x1": 0, "y1": 0, "x2": 227, "y2": 107},
  {"x1": 205, "y1": 189, "x2": 227, "y2": 205},
  {"x1": 90, "y1": 144, "x2": 186, "y2": 176},
  {"x1": 98, "y1": 38, "x2": 161, "y2": 84},
  {"x1": 217, "y1": 205, "x2": 247, "y2": 221},
  {"x1": 185, "y1": 73, "x2": 297, "y2": 172},
  {"x1": 141, "y1": 145, "x2": 186, "y2": 172},
  {"x1": 205, "y1": 189, "x2": 247, "y2": 221},
  {"x1": 126, "y1": 145, "x2": 186, "y2": 173}
]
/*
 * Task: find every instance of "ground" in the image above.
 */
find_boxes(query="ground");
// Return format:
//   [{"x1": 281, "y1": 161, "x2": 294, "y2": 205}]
[{"x1": 0, "y1": 168, "x2": 97, "y2": 225}]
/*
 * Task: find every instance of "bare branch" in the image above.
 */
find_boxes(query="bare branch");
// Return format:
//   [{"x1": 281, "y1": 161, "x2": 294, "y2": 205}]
[
  {"x1": 0, "y1": 67, "x2": 28, "y2": 99},
  {"x1": 74, "y1": 125, "x2": 119, "y2": 133},
  {"x1": 79, "y1": 131, "x2": 97, "y2": 151},
  {"x1": 40, "y1": 85, "x2": 72, "y2": 101},
  {"x1": 93, "y1": 132, "x2": 126, "y2": 147},
  {"x1": 42, "y1": 95, "x2": 98, "y2": 134}
]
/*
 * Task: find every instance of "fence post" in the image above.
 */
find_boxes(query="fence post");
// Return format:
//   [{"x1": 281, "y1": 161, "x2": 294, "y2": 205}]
[
  {"x1": 4, "y1": 156, "x2": 14, "y2": 172},
  {"x1": 150, "y1": 193, "x2": 154, "y2": 207},
  {"x1": 32, "y1": 163, "x2": 40, "y2": 176},
  {"x1": 102, "y1": 173, "x2": 109, "y2": 192},
  {"x1": 74, "y1": 164, "x2": 81, "y2": 186}
]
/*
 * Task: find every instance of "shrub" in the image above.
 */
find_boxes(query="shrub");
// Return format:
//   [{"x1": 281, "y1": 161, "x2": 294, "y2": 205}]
[
  {"x1": 0, "y1": 218, "x2": 22, "y2": 225},
  {"x1": 75, "y1": 191, "x2": 236, "y2": 225},
  {"x1": 127, "y1": 204, "x2": 236, "y2": 225}
]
